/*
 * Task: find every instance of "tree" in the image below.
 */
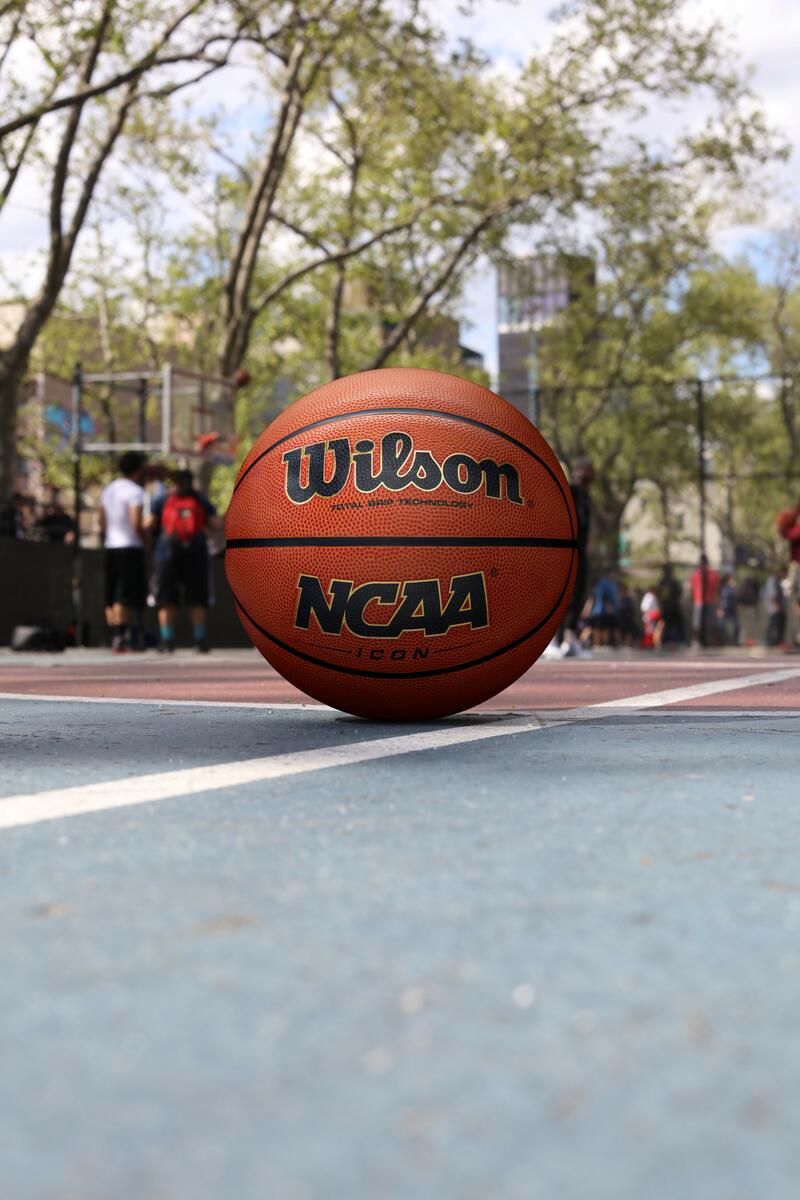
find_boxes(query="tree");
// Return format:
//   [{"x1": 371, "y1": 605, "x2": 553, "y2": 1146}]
[
  {"x1": 5, "y1": 0, "x2": 783, "y2": 520},
  {"x1": 531, "y1": 160, "x2": 770, "y2": 565},
  {"x1": 0, "y1": 0, "x2": 266, "y2": 504},
  {"x1": 178, "y1": 0, "x2": 781, "y2": 385}
]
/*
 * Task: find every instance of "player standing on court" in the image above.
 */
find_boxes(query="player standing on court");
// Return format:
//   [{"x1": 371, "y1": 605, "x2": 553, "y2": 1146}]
[
  {"x1": 99, "y1": 451, "x2": 148, "y2": 653},
  {"x1": 146, "y1": 469, "x2": 221, "y2": 653},
  {"x1": 779, "y1": 501, "x2": 800, "y2": 648},
  {"x1": 557, "y1": 457, "x2": 594, "y2": 656}
]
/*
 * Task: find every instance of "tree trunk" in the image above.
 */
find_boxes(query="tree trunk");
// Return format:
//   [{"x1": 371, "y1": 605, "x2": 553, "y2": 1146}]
[
  {"x1": 0, "y1": 313, "x2": 44, "y2": 504},
  {"x1": 0, "y1": 360, "x2": 26, "y2": 505},
  {"x1": 591, "y1": 506, "x2": 622, "y2": 572},
  {"x1": 658, "y1": 482, "x2": 673, "y2": 562}
]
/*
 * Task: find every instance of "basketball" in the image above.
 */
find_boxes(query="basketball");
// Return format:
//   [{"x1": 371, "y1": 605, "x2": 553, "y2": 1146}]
[{"x1": 225, "y1": 368, "x2": 577, "y2": 719}]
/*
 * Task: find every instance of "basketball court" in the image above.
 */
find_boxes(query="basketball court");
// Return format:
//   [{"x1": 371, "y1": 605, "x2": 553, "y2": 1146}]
[{"x1": 2, "y1": 648, "x2": 798, "y2": 1200}]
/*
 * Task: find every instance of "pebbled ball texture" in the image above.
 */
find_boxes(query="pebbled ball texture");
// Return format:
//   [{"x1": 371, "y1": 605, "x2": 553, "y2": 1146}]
[{"x1": 225, "y1": 367, "x2": 577, "y2": 719}]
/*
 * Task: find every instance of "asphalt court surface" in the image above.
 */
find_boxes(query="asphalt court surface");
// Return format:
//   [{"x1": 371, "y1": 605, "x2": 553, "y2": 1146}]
[{"x1": 1, "y1": 650, "x2": 799, "y2": 1199}]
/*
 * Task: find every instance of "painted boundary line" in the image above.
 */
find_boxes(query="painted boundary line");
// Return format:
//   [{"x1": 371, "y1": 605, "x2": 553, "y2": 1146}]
[
  {"x1": 0, "y1": 667, "x2": 798, "y2": 832},
  {"x1": 591, "y1": 666, "x2": 800, "y2": 710},
  {"x1": 0, "y1": 718, "x2": 542, "y2": 831}
]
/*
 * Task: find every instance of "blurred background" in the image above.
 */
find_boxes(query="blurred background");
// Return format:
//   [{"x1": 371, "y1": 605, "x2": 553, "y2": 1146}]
[{"x1": 1, "y1": 0, "x2": 799, "y2": 644}]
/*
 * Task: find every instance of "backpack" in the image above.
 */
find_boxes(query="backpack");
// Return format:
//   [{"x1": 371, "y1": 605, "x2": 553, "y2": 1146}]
[{"x1": 161, "y1": 493, "x2": 206, "y2": 545}]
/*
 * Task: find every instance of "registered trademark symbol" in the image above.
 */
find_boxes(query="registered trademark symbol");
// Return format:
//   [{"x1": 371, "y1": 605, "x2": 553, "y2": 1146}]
[{"x1": 489, "y1": 567, "x2": 499, "y2": 578}]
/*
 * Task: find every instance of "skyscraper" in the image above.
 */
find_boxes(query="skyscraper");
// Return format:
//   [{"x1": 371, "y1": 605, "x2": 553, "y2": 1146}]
[{"x1": 497, "y1": 254, "x2": 594, "y2": 421}]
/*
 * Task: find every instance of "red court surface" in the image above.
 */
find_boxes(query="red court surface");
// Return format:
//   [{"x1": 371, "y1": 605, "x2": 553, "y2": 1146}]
[{"x1": 1, "y1": 648, "x2": 798, "y2": 711}]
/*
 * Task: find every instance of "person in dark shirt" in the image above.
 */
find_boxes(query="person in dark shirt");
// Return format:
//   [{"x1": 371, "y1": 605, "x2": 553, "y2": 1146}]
[
  {"x1": 658, "y1": 563, "x2": 685, "y2": 646},
  {"x1": 764, "y1": 566, "x2": 787, "y2": 648},
  {"x1": 562, "y1": 457, "x2": 594, "y2": 645},
  {"x1": 36, "y1": 488, "x2": 75, "y2": 544},
  {"x1": 0, "y1": 492, "x2": 30, "y2": 539},
  {"x1": 616, "y1": 581, "x2": 640, "y2": 646},
  {"x1": 718, "y1": 574, "x2": 740, "y2": 645}
]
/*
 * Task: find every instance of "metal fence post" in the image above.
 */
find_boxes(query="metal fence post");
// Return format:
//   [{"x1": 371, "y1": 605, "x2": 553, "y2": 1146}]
[
  {"x1": 71, "y1": 362, "x2": 84, "y2": 646},
  {"x1": 696, "y1": 378, "x2": 708, "y2": 648}
]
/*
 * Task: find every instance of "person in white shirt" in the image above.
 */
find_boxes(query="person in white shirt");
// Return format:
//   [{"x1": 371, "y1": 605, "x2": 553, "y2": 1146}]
[
  {"x1": 99, "y1": 451, "x2": 147, "y2": 652},
  {"x1": 640, "y1": 587, "x2": 663, "y2": 649}
]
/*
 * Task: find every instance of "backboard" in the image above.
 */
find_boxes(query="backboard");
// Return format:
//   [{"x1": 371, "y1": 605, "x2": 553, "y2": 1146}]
[{"x1": 77, "y1": 363, "x2": 238, "y2": 463}]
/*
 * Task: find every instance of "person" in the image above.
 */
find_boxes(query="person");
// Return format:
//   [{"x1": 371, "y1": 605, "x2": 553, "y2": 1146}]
[
  {"x1": 546, "y1": 456, "x2": 594, "y2": 658},
  {"x1": 640, "y1": 585, "x2": 662, "y2": 649},
  {"x1": 718, "y1": 573, "x2": 739, "y2": 645},
  {"x1": 0, "y1": 491, "x2": 31, "y2": 538},
  {"x1": 146, "y1": 469, "x2": 221, "y2": 652},
  {"x1": 586, "y1": 567, "x2": 619, "y2": 648},
  {"x1": 616, "y1": 581, "x2": 640, "y2": 647},
  {"x1": 36, "y1": 487, "x2": 75, "y2": 544},
  {"x1": 779, "y1": 501, "x2": 800, "y2": 566},
  {"x1": 778, "y1": 502, "x2": 800, "y2": 650},
  {"x1": 764, "y1": 566, "x2": 787, "y2": 648},
  {"x1": 658, "y1": 563, "x2": 685, "y2": 646},
  {"x1": 565, "y1": 457, "x2": 593, "y2": 627},
  {"x1": 690, "y1": 553, "x2": 720, "y2": 646},
  {"x1": 100, "y1": 451, "x2": 148, "y2": 653}
]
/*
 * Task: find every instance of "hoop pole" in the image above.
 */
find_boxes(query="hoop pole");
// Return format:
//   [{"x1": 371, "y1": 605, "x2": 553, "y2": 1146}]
[
  {"x1": 137, "y1": 377, "x2": 147, "y2": 445},
  {"x1": 71, "y1": 363, "x2": 84, "y2": 647},
  {"x1": 696, "y1": 378, "x2": 708, "y2": 649},
  {"x1": 161, "y1": 362, "x2": 172, "y2": 455}
]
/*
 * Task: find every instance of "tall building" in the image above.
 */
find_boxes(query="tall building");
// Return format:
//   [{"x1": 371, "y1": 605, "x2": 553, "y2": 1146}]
[{"x1": 497, "y1": 254, "x2": 594, "y2": 419}]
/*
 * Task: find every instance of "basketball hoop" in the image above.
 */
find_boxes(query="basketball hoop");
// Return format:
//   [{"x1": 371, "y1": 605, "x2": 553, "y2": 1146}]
[
  {"x1": 195, "y1": 430, "x2": 241, "y2": 464},
  {"x1": 196, "y1": 431, "x2": 222, "y2": 454}
]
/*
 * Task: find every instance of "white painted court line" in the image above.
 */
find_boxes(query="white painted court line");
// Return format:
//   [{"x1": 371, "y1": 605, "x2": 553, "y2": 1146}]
[
  {"x1": 589, "y1": 667, "x2": 800, "y2": 710},
  {"x1": 0, "y1": 666, "x2": 798, "y2": 833},
  {"x1": 0, "y1": 718, "x2": 542, "y2": 831}
]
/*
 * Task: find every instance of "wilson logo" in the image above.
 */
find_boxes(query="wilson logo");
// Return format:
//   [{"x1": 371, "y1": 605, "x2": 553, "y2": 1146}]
[
  {"x1": 295, "y1": 572, "x2": 489, "y2": 639},
  {"x1": 283, "y1": 432, "x2": 523, "y2": 505}
]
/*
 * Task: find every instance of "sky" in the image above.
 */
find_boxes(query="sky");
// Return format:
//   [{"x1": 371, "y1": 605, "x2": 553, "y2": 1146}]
[
  {"x1": 2, "y1": 0, "x2": 800, "y2": 384},
  {"x1": 447, "y1": 0, "x2": 800, "y2": 382}
]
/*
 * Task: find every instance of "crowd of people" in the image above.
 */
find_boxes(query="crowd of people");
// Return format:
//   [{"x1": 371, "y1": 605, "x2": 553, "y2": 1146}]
[
  {"x1": 0, "y1": 488, "x2": 76, "y2": 543},
  {"x1": 548, "y1": 458, "x2": 800, "y2": 657},
  {"x1": 1, "y1": 455, "x2": 222, "y2": 653},
  {"x1": 551, "y1": 554, "x2": 800, "y2": 657},
  {"x1": 4, "y1": 452, "x2": 800, "y2": 656},
  {"x1": 551, "y1": 552, "x2": 800, "y2": 657},
  {"x1": 99, "y1": 452, "x2": 221, "y2": 653}
]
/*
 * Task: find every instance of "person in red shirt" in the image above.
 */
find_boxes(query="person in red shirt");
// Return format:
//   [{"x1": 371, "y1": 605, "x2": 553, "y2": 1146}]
[
  {"x1": 783, "y1": 504, "x2": 800, "y2": 647},
  {"x1": 690, "y1": 553, "x2": 720, "y2": 646},
  {"x1": 145, "y1": 470, "x2": 221, "y2": 652},
  {"x1": 781, "y1": 503, "x2": 800, "y2": 565}
]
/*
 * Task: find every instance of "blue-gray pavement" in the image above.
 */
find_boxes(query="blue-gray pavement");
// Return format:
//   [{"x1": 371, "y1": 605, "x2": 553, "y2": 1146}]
[{"x1": 1, "y1": 700, "x2": 800, "y2": 1200}]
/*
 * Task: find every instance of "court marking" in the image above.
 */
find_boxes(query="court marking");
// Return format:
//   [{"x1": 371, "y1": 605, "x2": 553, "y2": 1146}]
[
  {"x1": 0, "y1": 717, "x2": 544, "y2": 831},
  {"x1": 0, "y1": 666, "x2": 798, "y2": 832},
  {"x1": 590, "y1": 666, "x2": 800, "y2": 710}
]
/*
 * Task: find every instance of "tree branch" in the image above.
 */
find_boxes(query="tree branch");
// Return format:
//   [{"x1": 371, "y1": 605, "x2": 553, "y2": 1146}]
[
  {"x1": 364, "y1": 204, "x2": 519, "y2": 370},
  {"x1": 0, "y1": 0, "x2": 237, "y2": 142},
  {"x1": 253, "y1": 217, "x2": 416, "y2": 317}
]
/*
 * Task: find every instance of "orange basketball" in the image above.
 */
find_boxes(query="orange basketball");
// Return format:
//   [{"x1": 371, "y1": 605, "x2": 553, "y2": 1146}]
[{"x1": 225, "y1": 368, "x2": 577, "y2": 719}]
